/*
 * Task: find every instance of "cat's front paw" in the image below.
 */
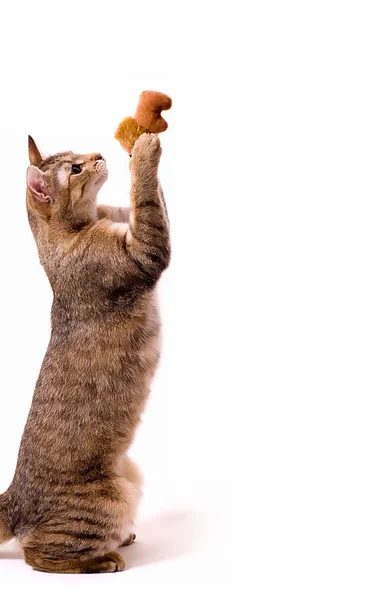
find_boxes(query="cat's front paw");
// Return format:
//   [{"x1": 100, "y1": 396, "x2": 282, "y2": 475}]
[
  {"x1": 132, "y1": 133, "x2": 162, "y2": 170},
  {"x1": 120, "y1": 532, "x2": 136, "y2": 547}
]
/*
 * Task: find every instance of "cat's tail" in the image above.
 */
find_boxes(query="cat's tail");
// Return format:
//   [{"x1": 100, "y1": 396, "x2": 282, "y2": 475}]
[{"x1": 0, "y1": 492, "x2": 13, "y2": 544}]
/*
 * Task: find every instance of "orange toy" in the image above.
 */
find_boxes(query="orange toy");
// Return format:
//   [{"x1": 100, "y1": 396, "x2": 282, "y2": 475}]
[{"x1": 115, "y1": 90, "x2": 172, "y2": 155}]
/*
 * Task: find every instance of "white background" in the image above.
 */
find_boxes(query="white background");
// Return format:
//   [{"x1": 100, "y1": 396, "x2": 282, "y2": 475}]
[{"x1": 0, "y1": 1, "x2": 373, "y2": 598}]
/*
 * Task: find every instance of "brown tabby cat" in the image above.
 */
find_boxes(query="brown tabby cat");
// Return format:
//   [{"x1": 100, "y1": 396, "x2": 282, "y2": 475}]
[{"x1": 0, "y1": 133, "x2": 170, "y2": 573}]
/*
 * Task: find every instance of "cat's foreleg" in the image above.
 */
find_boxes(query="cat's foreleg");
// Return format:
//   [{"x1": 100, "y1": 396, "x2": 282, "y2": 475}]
[
  {"x1": 126, "y1": 134, "x2": 171, "y2": 280},
  {"x1": 86, "y1": 134, "x2": 170, "y2": 285},
  {"x1": 97, "y1": 205, "x2": 130, "y2": 223}
]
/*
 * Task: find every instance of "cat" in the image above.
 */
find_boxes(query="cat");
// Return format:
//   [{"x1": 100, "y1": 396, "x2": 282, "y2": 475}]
[{"x1": 0, "y1": 133, "x2": 170, "y2": 573}]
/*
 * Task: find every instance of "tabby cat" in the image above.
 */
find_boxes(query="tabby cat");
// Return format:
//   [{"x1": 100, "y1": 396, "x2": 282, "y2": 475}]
[{"x1": 0, "y1": 132, "x2": 170, "y2": 573}]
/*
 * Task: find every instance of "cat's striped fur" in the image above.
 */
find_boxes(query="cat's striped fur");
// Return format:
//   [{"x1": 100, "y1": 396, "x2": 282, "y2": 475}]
[{"x1": 0, "y1": 133, "x2": 170, "y2": 573}]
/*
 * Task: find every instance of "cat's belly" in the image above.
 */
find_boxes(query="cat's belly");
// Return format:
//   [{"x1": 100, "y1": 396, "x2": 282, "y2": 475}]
[
  {"x1": 22, "y1": 294, "x2": 162, "y2": 463},
  {"x1": 51, "y1": 291, "x2": 161, "y2": 384}
]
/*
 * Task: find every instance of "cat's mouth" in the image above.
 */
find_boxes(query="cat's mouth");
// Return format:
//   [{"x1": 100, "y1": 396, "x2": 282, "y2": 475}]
[{"x1": 94, "y1": 159, "x2": 108, "y2": 186}]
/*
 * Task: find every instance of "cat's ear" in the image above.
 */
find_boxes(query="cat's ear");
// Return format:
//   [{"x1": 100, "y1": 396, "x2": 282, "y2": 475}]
[
  {"x1": 28, "y1": 135, "x2": 44, "y2": 166},
  {"x1": 26, "y1": 166, "x2": 53, "y2": 203},
  {"x1": 26, "y1": 166, "x2": 53, "y2": 218}
]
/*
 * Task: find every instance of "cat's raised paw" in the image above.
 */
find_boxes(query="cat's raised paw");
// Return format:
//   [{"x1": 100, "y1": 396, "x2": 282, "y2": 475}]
[{"x1": 132, "y1": 133, "x2": 161, "y2": 166}]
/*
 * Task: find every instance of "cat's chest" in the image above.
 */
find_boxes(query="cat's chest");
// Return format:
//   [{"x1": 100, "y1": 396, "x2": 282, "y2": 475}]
[{"x1": 80, "y1": 308, "x2": 161, "y2": 377}]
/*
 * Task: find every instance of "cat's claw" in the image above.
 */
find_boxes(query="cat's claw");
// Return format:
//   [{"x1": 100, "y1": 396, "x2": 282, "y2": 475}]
[{"x1": 120, "y1": 532, "x2": 136, "y2": 547}]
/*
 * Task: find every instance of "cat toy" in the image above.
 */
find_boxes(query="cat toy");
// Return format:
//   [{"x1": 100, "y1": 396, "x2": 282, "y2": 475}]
[{"x1": 114, "y1": 90, "x2": 172, "y2": 155}]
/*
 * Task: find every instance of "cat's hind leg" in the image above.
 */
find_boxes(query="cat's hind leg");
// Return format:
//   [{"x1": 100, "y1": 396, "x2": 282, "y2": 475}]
[{"x1": 24, "y1": 547, "x2": 125, "y2": 574}]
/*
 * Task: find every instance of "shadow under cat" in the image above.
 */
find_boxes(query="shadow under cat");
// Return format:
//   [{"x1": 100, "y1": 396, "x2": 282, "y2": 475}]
[{"x1": 121, "y1": 509, "x2": 203, "y2": 569}]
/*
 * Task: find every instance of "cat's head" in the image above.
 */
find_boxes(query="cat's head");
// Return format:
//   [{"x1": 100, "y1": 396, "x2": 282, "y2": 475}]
[{"x1": 26, "y1": 136, "x2": 108, "y2": 225}]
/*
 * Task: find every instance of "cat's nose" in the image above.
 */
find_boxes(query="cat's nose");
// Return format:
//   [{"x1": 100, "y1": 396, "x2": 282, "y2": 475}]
[{"x1": 94, "y1": 153, "x2": 105, "y2": 162}]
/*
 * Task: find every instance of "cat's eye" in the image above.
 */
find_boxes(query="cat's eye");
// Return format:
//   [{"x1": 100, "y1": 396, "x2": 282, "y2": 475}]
[{"x1": 71, "y1": 164, "x2": 83, "y2": 174}]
